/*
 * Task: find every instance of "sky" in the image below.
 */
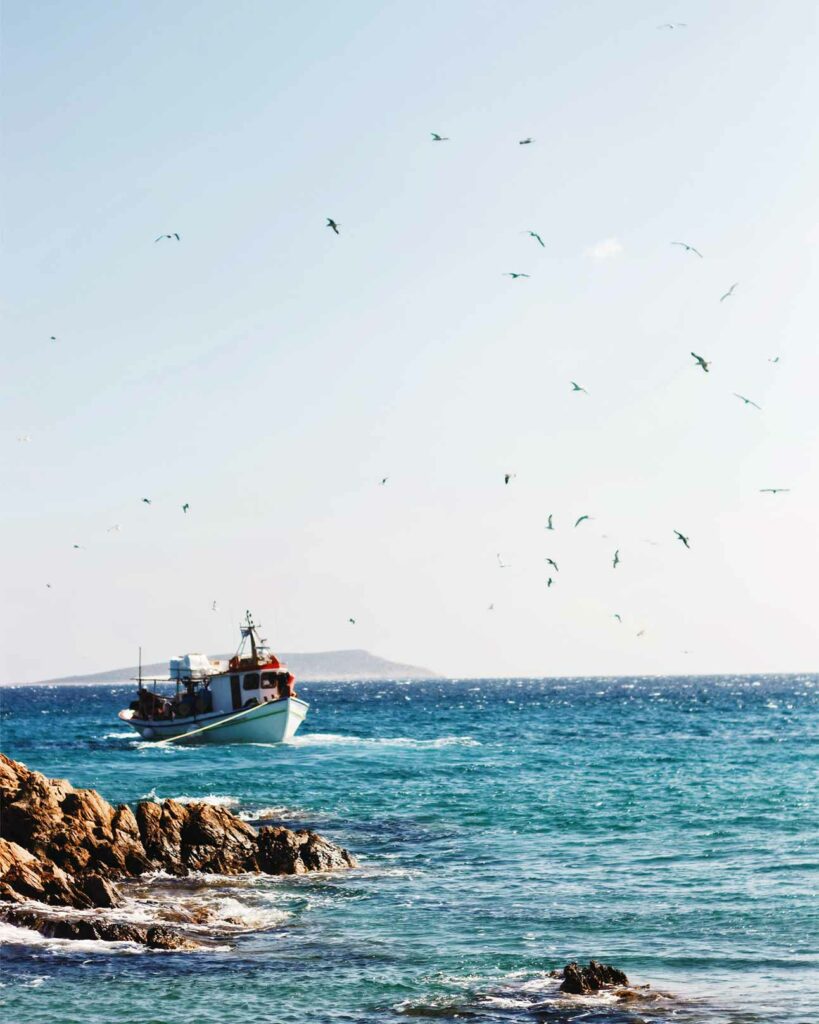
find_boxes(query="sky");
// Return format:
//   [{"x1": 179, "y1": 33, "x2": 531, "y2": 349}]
[{"x1": 2, "y1": 0, "x2": 819, "y2": 683}]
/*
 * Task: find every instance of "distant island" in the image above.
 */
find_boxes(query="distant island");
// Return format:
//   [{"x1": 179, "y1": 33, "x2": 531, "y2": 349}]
[{"x1": 21, "y1": 649, "x2": 442, "y2": 686}]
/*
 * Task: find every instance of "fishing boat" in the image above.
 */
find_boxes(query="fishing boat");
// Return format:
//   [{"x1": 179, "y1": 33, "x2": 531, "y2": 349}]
[{"x1": 118, "y1": 612, "x2": 308, "y2": 744}]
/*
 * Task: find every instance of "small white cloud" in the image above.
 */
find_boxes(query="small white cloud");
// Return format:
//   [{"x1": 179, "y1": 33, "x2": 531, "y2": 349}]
[{"x1": 589, "y1": 238, "x2": 623, "y2": 261}]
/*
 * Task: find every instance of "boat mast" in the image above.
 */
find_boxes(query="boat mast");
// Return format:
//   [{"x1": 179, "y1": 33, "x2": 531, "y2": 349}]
[{"x1": 138, "y1": 646, "x2": 143, "y2": 693}]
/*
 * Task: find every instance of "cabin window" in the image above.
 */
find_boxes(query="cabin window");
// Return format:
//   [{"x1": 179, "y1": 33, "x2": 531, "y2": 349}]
[
  {"x1": 261, "y1": 672, "x2": 280, "y2": 689},
  {"x1": 242, "y1": 673, "x2": 260, "y2": 691}
]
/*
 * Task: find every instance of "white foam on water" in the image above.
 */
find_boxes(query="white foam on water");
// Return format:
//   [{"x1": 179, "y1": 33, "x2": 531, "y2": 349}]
[
  {"x1": 287, "y1": 732, "x2": 480, "y2": 749},
  {"x1": 164, "y1": 794, "x2": 240, "y2": 807},
  {"x1": 101, "y1": 731, "x2": 134, "y2": 740},
  {"x1": 0, "y1": 921, "x2": 147, "y2": 956}
]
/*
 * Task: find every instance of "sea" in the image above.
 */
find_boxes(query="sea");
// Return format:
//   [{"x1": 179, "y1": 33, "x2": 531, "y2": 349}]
[{"x1": 0, "y1": 676, "x2": 817, "y2": 1024}]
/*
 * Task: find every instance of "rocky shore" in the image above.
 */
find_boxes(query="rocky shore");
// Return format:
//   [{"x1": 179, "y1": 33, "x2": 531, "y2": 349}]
[{"x1": 0, "y1": 753, "x2": 356, "y2": 949}]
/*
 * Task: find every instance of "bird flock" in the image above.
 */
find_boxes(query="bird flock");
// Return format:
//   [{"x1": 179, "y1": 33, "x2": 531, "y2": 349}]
[{"x1": 23, "y1": 26, "x2": 794, "y2": 644}]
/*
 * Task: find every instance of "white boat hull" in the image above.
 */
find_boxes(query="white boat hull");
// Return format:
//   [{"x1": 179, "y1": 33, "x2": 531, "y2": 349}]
[{"x1": 119, "y1": 697, "x2": 308, "y2": 744}]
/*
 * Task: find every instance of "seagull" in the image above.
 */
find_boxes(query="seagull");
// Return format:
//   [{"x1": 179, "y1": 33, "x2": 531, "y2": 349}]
[
  {"x1": 16, "y1": 435, "x2": 31, "y2": 442},
  {"x1": 497, "y1": 554, "x2": 509, "y2": 569},
  {"x1": 518, "y1": 138, "x2": 534, "y2": 145},
  {"x1": 612, "y1": 549, "x2": 620, "y2": 568},
  {"x1": 636, "y1": 629, "x2": 646, "y2": 638},
  {"x1": 720, "y1": 282, "x2": 739, "y2": 302},
  {"x1": 613, "y1": 613, "x2": 622, "y2": 623},
  {"x1": 674, "y1": 530, "x2": 690, "y2": 548},
  {"x1": 430, "y1": 132, "x2": 449, "y2": 141},
  {"x1": 212, "y1": 601, "x2": 218, "y2": 612},
  {"x1": 50, "y1": 336, "x2": 57, "y2": 342},
  {"x1": 488, "y1": 603, "x2": 494, "y2": 611},
  {"x1": 545, "y1": 558, "x2": 559, "y2": 572},
  {"x1": 326, "y1": 218, "x2": 340, "y2": 234},
  {"x1": 154, "y1": 233, "x2": 180, "y2": 242},
  {"x1": 546, "y1": 577, "x2": 554, "y2": 588},
  {"x1": 759, "y1": 488, "x2": 790, "y2": 494},
  {"x1": 142, "y1": 498, "x2": 152, "y2": 505},
  {"x1": 73, "y1": 544, "x2": 84, "y2": 550},
  {"x1": 504, "y1": 272, "x2": 530, "y2": 279},
  {"x1": 504, "y1": 473, "x2": 515, "y2": 485},
  {"x1": 348, "y1": 617, "x2": 356, "y2": 624},
  {"x1": 570, "y1": 381, "x2": 587, "y2": 393},
  {"x1": 658, "y1": 22, "x2": 687, "y2": 29},
  {"x1": 768, "y1": 356, "x2": 780, "y2": 364},
  {"x1": 733, "y1": 393, "x2": 761, "y2": 409},
  {"x1": 691, "y1": 352, "x2": 710, "y2": 373},
  {"x1": 107, "y1": 524, "x2": 121, "y2": 533},
  {"x1": 545, "y1": 514, "x2": 554, "y2": 531},
  {"x1": 380, "y1": 477, "x2": 388, "y2": 485},
  {"x1": 672, "y1": 241, "x2": 703, "y2": 257},
  {"x1": 574, "y1": 515, "x2": 591, "y2": 527},
  {"x1": 182, "y1": 503, "x2": 190, "y2": 513},
  {"x1": 46, "y1": 583, "x2": 52, "y2": 589},
  {"x1": 525, "y1": 230, "x2": 545, "y2": 247}
]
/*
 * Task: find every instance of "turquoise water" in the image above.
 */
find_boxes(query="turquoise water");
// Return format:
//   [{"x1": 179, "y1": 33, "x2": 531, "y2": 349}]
[{"x1": 1, "y1": 676, "x2": 817, "y2": 1024}]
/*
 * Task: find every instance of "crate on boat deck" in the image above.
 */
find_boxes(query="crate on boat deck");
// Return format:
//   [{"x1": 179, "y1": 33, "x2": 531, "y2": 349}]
[{"x1": 169, "y1": 653, "x2": 212, "y2": 680}]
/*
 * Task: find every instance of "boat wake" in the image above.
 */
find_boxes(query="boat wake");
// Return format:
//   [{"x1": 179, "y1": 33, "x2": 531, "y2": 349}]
[{"x1": 286, "y1": 732, "x2": 480, "y2": 750}]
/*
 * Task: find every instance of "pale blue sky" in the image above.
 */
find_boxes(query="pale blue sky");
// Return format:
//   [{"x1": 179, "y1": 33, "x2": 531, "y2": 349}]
[{"x1": 3, "y1": 0, "x2": 818, "y2": 682}]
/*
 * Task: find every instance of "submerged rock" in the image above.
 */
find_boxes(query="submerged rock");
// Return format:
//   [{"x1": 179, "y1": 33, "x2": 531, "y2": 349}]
[
  {"x1": 559, "y1": 959, "x2": 629, "y2": 994},
  {"x1": 0, "y1": 753, "x2": 356, "y2": 947},
  {"x1": 1, "y1": 907, "x2": 199, "y2": 950}
]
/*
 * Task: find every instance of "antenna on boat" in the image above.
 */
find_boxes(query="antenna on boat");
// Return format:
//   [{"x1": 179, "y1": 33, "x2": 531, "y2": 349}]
[{"x1": 138, "y1": 646, "x2": 143, "y2": 693}]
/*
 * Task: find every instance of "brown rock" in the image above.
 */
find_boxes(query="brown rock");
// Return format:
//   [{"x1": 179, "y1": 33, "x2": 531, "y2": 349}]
[
  {"x1": 1, "y1": 753, "x2": 356, "y2": 948},
  {"x1": 0, "y1": 907, "x2": 198, "y2": 950}
]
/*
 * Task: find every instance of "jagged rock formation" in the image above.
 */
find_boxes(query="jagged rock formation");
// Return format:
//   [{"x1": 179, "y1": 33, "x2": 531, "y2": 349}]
[
  {"x1": 0, "y1": 753, "x2": 356, "y2": 946},
  {"x1": 557, "y1": 959, "x2": 630, "y2": 994}
]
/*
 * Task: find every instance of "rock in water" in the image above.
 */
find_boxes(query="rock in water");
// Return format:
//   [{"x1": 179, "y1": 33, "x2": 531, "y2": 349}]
[
  {"x1": 0, "y1": 753, "x2": 356, "y2": 946},
  {"x1": 559, "y1": 960, "x2": 629, "y2": 994}
]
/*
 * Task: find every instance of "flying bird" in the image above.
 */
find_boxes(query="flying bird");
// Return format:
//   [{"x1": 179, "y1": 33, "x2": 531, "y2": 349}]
[
  {"x1": 570, "y1": 381, "x2": 587, "y2": 393},
  {"x1": 46, "y1": 583, "x2": 52, "y2": 589},
  {"x1": 720, "y1": 282, "x2": 739, "y2": 302},
  {"x1": 488, "y1": 603, "x2": 494, "y2": 611},
  {"x1": 142, "y1": 498, "x2": 152, "y2": 505},
  {"x1": 518, "y1": 138, "x2": 534, "y2": 145},
  {"x1": 545, "y1": 514, "x2": 554, "y2": 531},
  {"x1": 17, "y1": 435, "x2": 31, "y2": 443},
  {"x1": 672, "y1": 241, "x2": 703, "y2": 257},
  {"x1": 673, "y1": 530, "x2": 690, "y2": 548},
  {"x1": 326, "y1": 218, "x2": 340, "y2": 234},
  {"x1": 154, "y1": 233, "x2": 180, "y2": 242},
  {"x1": 72, "y1": 544, "x2": 83, "y2": 550},
  {"x1": 50, "y1": 336, "x2": 57, "y2": 342},
  {"x1": 613, "y1": 614, "x2": 622, "y2": 623},
  {"x1": 574, "y1": 515, "x2": 591, "y2": 527},
  {"x1": 733, "y1": 393, "x2": 761, "y2": 410},
  {"x1": 760, "y1": 488, "x2": 790, "y2": 494},
  {"x1": 504, "y1": 272, "x2": 530, "y2": 279},
  {"x1": 612, "y1": 550, "x2": 620, "y2": 569},
  {"x1": 380, "y1": 477, "x2": 388, "y2": 485},
  {"x1": 546, "y1": 577, "x2": 554, "y2": 588},
  {"x1": 497, "y1": 554, "x2": 510, "y2": 569},
  {"x1": 768, "y1": 356, "x2": 780, "y2": 364},
  {"x1": 525, "y1": 230, "x2": 545, "y2": 247},
  {"x1": 430, "y1": 133, "x2": 449, "y2": 141},
  {"x1": 504, "y1": 473, "x2": 515, "y2": 485},
  {"x1": 545, "y1": 558, "x2": 559, "y2": 572},
  {"x1": 107, "y1": 524, "x2": 121, "y2": 533},
  {"x1": 348, "y1": 617, "x2": 356, "y2": 624},
  {"x1": 636, "y1": 629, "x2": 646, "y2": 638},
  {"x1": 212, "y1": 601, "x2": 218, "y2": 612},
  {"x1": 690, "y1": 352, "x2": 710, "y2": 373},
  {"x1": 658, "y1": 22, "x2": 687, "y2": 29},
  {"x1": 182, "y1": 503, "x2": 190, "y2": 513}
]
